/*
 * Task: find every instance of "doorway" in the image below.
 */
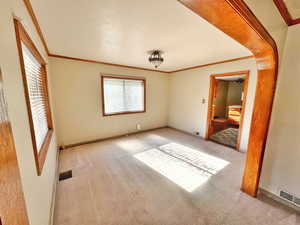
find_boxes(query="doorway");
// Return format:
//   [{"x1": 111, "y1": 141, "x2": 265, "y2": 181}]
[
  {"x1": 178, "y1": 0, "x2": 278, "y2": 197},
  {"x1": 205, "y1": 71, "x2": 249, "y2": 151}
]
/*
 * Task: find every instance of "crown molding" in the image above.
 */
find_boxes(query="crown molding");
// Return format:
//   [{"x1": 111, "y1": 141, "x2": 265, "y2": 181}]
[
  {"x1": 170, "y1": 55, "x2": 254, "y2": 73},
  {"x1": 22, "y1": 0, "x2": 49, "y2": 54},
  {"x1": 48, "y1": 54, "x2": 169, "y2": 73},
  {"x1": 23, "y1": 0, "x2": 254, "y2": 74},
  {"x1": 273, "y1": 0, "x2": 300, "y2": 26},
  {"x1": 49, "y1": 54, "x2": 254, "y2": 74}
]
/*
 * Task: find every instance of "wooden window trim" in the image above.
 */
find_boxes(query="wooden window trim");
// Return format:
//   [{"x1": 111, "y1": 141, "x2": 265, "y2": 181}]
[
  {"x1": 101, "y1": 74, "x2": 146, "y2": 117},
  {"x1": 14, "y1": 19, "x2": 53, "y2": 176}
]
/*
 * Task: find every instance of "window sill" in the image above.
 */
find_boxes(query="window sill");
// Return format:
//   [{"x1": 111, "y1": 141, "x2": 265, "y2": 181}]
[{"x1": 103, "y1": 110, "x2": 146, "y2": 117}]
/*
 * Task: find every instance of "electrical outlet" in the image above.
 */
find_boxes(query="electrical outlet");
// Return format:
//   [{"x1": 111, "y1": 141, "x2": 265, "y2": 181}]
[{"x1": 136, "y1": 123, "x2": 141, "y2": 130}]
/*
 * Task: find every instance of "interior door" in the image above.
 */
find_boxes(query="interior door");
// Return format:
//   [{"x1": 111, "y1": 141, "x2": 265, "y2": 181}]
[{"x1": 0, "y1": 69, "x2": 29, "y2": 225}]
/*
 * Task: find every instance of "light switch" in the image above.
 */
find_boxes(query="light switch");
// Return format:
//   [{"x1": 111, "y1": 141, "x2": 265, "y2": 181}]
[{"x1": 202, "y1": 98, "x2": 206, "y2": 104}]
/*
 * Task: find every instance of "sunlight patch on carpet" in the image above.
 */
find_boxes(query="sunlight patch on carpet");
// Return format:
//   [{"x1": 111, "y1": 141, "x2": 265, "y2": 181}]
[{"x1": 134, "y1": 143, "x2": 229, "y2": 192}]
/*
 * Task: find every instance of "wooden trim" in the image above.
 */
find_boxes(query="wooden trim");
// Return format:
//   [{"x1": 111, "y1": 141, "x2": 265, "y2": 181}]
[
  {"x1": 273, "y1": 0, "x2": 300, "y2": 26},
  {"x1": 49, "y1": 54, "x2": 254, "y2": 74},
  {"x1": 101, "y1": 74, "x2": 146, "y2": 117},
  {"x1": 205, "y1": 70, "x2": 249, "y2": 150},
  {"x1": 49, "y1": 54, "x2": 168, "y2": 73},
  {"x1": 171, "y1": 56, "x2": 254, "y2": 73},
  {"x1": 179, "y1": 0, "x2": 279, "y2": 197},
  {"x1": 16, "y1": 19, "x2": 46, "y2": 65},
  {"x1": 14, "y1": 19, "x2": 53, "y2": 176},
  {"x1": 205, "y1": 76, "x2": 216, "y2": 139},
  {"x1": 37, "y1": 130, "x2": 53, "y2": 175},
  {"x1": 60, "y1": 126, "x2": 167, "y2": 150},
  {"x1": 0, "y1": 69, "x2": 30, "y2": 225},
  {"x1": 100, "y1": 74, "x2": 146, "y2": 80},
  {"x1": 22, "y1": 0, "x2": 49, "y2": 54},
  {"x1": 211, "y1": 70, "x2": 251, "y2": 77}
]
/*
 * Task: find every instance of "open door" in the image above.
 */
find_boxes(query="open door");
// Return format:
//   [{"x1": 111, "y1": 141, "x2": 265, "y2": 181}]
[
  {"x1": 205, "y1": 70, "x2": 249, "y2": 151},
  {"x1": 0, "y1": 69, "x2": 29, "y2": 225}
]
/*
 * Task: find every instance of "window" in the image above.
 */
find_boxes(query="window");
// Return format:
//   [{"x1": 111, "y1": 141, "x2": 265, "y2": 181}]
[
  {"x1": 101, "y1": 75, "x2": 146, "y2": 116},
  {"x1": 14, "y1": 19, "x2": 53, "y2": 175}
]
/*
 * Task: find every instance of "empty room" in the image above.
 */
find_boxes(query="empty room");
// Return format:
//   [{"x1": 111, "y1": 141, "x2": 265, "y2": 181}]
[{"x1": 1, "y1": 0, "x2": 300, "y2": 225}]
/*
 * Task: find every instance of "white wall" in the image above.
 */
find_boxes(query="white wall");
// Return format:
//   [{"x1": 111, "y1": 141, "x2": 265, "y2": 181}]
[
  {"x1": 0, "y1": 1, "x2": 58, "y2": 225},
  {"x1": 214, "y1": 81, "x2": 228, "y2": 118},
  {"x1": 168, "y1": 57, "x2": 257, "y2": 152},
  {"x1": 259, "y1": 25, "x2": 300, "y2": 197},
  {"x1": 226, "y1": 81, "x2": 243, "y2": 107},
  {"x1": 49, "y1": 57, "x2": 169, "y2": 146}
]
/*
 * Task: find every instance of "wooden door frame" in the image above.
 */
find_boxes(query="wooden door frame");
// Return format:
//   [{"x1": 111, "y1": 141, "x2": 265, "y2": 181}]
[
  {"x1": 178, "y1": 0, "x2": 279, "y2": 197},
  {"x1": 205, "y1": 70, "x2": 250, "y2": 151}
]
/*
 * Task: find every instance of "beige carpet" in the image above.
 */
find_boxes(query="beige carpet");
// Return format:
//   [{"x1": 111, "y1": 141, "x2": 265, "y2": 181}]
[{"x1": 54, "y1": 128, "x2": 300, "y2": 225}]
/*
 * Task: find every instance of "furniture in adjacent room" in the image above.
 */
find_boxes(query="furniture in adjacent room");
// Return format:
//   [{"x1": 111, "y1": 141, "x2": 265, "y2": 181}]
[{"x1": 228, "y1": 105, "x2": 242, "y2": 126}]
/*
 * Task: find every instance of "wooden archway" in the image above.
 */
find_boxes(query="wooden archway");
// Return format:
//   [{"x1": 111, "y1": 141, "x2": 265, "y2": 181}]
[{"x1": 178, "y1": 0, "x2": 278, "y2": 197}]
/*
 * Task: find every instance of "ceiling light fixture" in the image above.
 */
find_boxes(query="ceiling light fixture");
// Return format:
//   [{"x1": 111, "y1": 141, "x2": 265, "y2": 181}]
[{"x1": 148, "y1": 50, "x2": 164, "y2": 69}]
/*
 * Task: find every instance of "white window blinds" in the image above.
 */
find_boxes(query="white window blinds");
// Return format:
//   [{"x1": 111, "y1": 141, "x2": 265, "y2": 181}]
[
  {"x1": 103, "y1": 77, "x2": 145, "y2": 115},
  {"x1": 22, "y1": 43, "x2": 49, "y2": 152}
]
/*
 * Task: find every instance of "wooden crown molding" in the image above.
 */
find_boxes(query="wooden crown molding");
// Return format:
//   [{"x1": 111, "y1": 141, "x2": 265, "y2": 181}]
[
  {"x1": 23, "y1": 0, "x2": 254, "y2": 74},
  {"x1": 49, "y1": 54, "x2": 254, "y2": 74},
  {"x1": 22, "y1": 0, "x2": 49, "y2": 54},
  {"x1": 171, "y1": 55, "x2": 254, "y2": 73},
  {"x1": 273, "y1": 0, "x2": 300, "y2": 26},
  {"x1": 48, "y1": 54, "x2": 169, "y2": 73}
]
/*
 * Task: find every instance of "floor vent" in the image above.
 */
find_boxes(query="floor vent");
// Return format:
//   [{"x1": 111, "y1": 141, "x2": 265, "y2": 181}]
[
  {"x1": 279, "y1": 190, "x2": 300, "y2": 207},
  {"x1": 280, "y1": 190, "x2": 293, "y2": 201},
  {"x1": 293, "y1": 196, "x2": 300, "y2": 206},
  {"x1": 59, "y1": 170, "x2": 73, "y2": 181}
]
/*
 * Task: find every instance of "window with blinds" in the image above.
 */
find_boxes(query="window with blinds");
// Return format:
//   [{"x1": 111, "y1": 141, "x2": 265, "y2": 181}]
[
  {"x1": 102, "y1": 76, "x2": 145, "y2": 116},
  {"x1": 21, "y1": 43, "x2": 49, "y2": 152},
  {"x1": 14, "y1": 19, "x2": 53, "y2": 175}
]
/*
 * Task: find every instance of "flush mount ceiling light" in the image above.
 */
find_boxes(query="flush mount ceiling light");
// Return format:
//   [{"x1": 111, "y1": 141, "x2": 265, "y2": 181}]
[{"x1": 148, "y1": 50, "x2": 164, "y2": 69}]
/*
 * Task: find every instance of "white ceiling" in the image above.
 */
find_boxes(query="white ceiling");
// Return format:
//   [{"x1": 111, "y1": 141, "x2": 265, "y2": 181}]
[{"x1": 30, "y1": 0, "x2": 252, "y2": 72}]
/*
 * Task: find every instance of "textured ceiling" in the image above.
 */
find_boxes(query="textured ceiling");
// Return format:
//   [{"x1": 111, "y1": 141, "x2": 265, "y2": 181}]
[
  {"x1": 284, "y1": 0, "x2": 300, "y2": 19},
  {"x1": 30, "y1": 0, "x2": 252, "y2": 71}
]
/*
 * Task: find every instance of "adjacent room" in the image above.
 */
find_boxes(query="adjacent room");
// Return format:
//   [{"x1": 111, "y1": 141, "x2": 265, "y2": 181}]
[
  {"x1": 1, "y1": 0, "x2": 300, "y2": 225},
  {"x1": 208, "y1": 72, "x2": 248, "y2": 150}
]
